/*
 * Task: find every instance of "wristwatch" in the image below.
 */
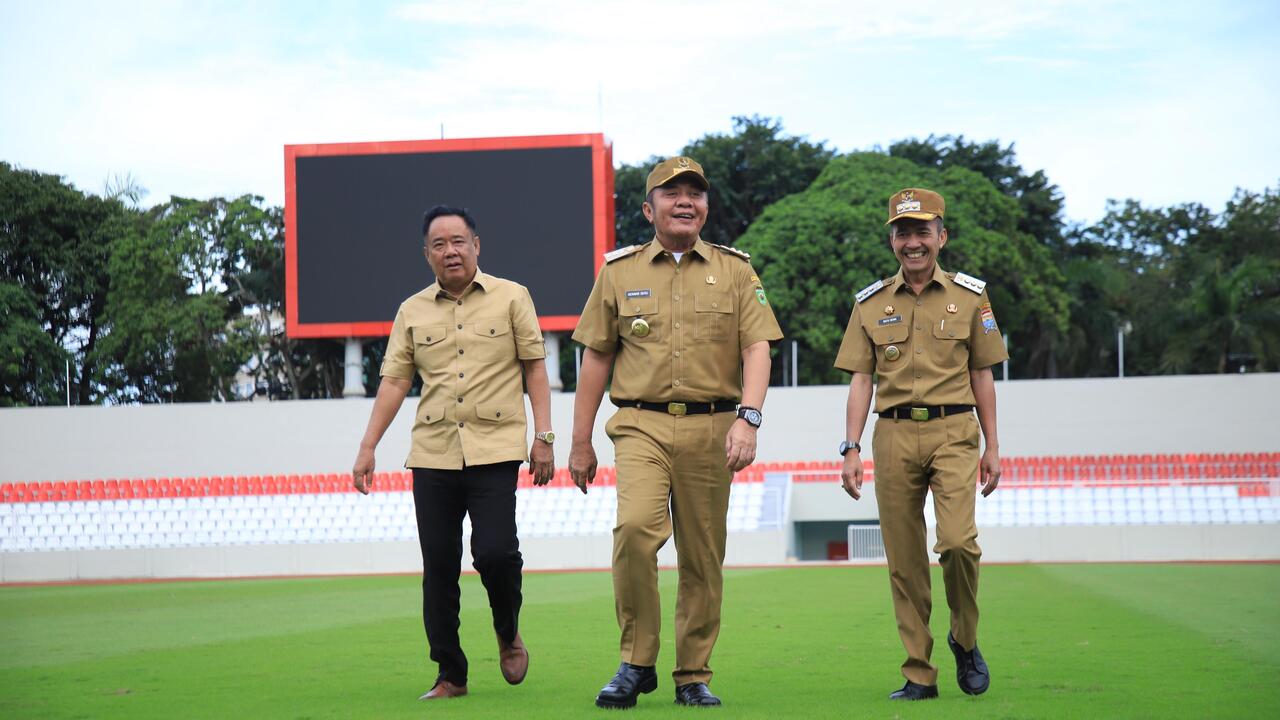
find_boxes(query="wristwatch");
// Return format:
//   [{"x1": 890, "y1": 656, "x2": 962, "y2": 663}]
[
  {"x1": 736, "y1": 406, "x2": 762, "y2": 428},
  {"x1": 535, "y1": 431, "x2": 556, "y2": 444},
  {"x1": 838, "y1": 440, "x2": 861, "y2": 456}
]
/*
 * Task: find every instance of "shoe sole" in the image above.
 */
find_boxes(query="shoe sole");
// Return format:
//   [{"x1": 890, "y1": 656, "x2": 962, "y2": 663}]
[{"x1": 595, "y1": 677, "x2": 657, "y2": 709}]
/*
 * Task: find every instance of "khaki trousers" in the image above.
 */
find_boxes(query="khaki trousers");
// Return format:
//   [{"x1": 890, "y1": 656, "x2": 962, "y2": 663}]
[
  {"x1": 605, "y1": 406, "x2": 736, "y2": 685},
  {"x1": 872, "y1": 411, "x2": 982, "y2": 686}
]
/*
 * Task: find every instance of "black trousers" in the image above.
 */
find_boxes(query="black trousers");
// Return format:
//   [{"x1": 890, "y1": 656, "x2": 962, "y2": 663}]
[{"x1": 412, "y1": 461, "x2": 523, "y2": 687}]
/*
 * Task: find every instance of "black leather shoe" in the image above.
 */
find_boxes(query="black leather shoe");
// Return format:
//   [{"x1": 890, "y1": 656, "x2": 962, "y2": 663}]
[
  {"x1": 889, "y1": 681, "x2": 939, "y2": 700},
  {"x1": 595, "y1": 663, "x2": 658, "y2": 709},
  {"x1": 948, "y1": 632, "x2": 991, "y2": 695},
  {"x1": 674, "y1": 682, "x2": 721, "y2": 706}
]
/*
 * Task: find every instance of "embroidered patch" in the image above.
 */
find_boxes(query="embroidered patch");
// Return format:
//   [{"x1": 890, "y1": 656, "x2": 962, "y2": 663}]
[
  {"x1": 755, "y1": 287, "x2": 768, "y2": 305},
  {"x1": 878, "y1": 315, "x2": 902, "y2": 326},
  {"x1": 979, "y1": 303, "x2": 997, "y2": 334},
  {"x1": 625, "y1": 289, "x2": 651, "y2": 298}
]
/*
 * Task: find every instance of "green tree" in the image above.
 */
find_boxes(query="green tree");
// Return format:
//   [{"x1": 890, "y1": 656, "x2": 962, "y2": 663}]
[
  {"x1": 736, "y1": 152, "x2": 1069, "y2": 384},
  {"x1": 614, "y1": 116, "x2": 834, "y2": 249}
]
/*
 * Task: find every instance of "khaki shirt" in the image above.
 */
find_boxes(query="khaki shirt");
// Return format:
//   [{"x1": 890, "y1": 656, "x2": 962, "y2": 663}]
[
  {"x1": 381, "y1": 270, "x2": 546, "y2": 470},
  {"x1": 572, "y1": 238, "x2": 783, "y2": 403},
  {"x1": 834, "y1": 264, "x2": 1008, "y2": 412}
]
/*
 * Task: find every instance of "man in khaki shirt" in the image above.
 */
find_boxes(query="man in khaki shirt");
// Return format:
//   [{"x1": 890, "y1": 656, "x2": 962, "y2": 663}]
[
  {"x1": 351, "y1": 205, "x2": 555, "y2": 701},
  {"x1": 834, "y1": 188, "x2": 1006, "y2": 701},
  {"x1": 569, "y1": 157, "x2": 783, "y2": 709}
]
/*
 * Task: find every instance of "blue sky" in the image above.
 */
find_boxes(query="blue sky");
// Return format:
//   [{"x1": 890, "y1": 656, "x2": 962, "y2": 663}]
[{"x1": 2, "y1": 0, "x2": 1277, "y2": 224}]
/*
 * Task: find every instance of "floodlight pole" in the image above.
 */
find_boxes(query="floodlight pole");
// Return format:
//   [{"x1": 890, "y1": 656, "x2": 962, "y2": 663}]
[
  {"x1": 343, "y1": 338, "x2": 366, "y2": 398},
  {"x1": 545, "y1": 332, "x2": 564, "y2": 391}
]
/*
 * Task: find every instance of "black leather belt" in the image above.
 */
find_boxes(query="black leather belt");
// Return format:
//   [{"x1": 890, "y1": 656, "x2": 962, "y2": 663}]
[
  {"x1": 612, "y1": 398, "x2": 738, "y2": 416},
  {"x1": 880, "y1": 405, "x2": 973, "y2": 421}
]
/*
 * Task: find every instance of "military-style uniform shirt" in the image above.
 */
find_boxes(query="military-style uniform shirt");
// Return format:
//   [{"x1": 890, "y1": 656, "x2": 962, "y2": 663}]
[
  {"x1": 381, "y1": 270, "x2": 546, "y2": 470},
  {"x1": 572, "y1": 238, "x2": 783, "y2": 402},
  {"x1": 834, "y1": 264, "x2": 1008, "y2": 412}
]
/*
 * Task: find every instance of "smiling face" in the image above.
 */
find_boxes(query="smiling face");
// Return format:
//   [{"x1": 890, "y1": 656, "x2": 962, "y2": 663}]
[
  {"x1": 424, "y1": 214, "x2": 480, "y2": 293},
  {"x1": 642, "y1": 176, "x2": 708, "y2": 248},
  {"x1": 890, "y1": 217, "x2": 947, "y2": 276}
]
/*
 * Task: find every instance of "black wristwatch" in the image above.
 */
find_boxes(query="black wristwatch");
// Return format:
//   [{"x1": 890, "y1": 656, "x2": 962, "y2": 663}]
[
  {"x1": 736, "y1": 406, "x2": 762, "y2": 428},
  {"x1": 838, "y1": 440, "x2": 861, "y2": 456}
]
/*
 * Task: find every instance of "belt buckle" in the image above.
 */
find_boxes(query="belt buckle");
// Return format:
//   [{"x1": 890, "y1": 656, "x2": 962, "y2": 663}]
[
  {"x1": 667, "y1": 402, "x2": 688, "y2": 416},
  {"x1": 909, "y1": 407, "x2": 930, "y2": 422}
]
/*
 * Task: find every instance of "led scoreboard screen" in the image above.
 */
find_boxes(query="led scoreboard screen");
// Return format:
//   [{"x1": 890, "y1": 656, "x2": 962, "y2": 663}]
[{"x1": 284, "y1": 133, "x2": 614, "y2": 338}]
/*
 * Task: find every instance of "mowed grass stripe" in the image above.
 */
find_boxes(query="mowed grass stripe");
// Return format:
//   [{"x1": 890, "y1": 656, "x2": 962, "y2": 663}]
[{"x1": 1, "y1": 565, "x2": 1277, "y2": 719}]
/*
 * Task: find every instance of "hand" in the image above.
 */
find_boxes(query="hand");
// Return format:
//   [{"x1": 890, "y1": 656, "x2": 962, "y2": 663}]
[
  {"x1": 529, "y1": 439, "x2": 555, "y2": 486},
  {"x1": 980, "y1": 447, "x2": 1001, "y2": 496},
  {"x1": 568, "y1": 439, "x2": 597, "y2": 494},
  {"x1": 840, "y1": 451, "x2": 863, "y2": 500},
  {"x1": 352, "y1": 446, "x2": 376, "y2": 495},
  {"x1": 724, "y1": 419, "x2": 757, "y2": 472}
]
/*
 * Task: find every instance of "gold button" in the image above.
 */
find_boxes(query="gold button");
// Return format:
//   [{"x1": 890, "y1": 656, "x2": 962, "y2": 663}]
[
  {"x1": 712, "y1": 302, "x2": 718, "y2": 309},
  {"x1": 885, "y1": 345, "x2": 901, "y2": 361},
  {"x1": 674, "y1": 322, "x2": 681, "y2": 329},
  {"x1": 674, "y1": 294, "x2": 680, "y2": 301},
  {"x1": 674, "y1": 379, "x2": 682, "y2": 386},
  {"x1": 674, "y1": 351, "x2": 681, "y2": 357}
]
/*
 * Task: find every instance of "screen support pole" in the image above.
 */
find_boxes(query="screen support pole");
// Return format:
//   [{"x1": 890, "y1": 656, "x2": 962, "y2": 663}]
[
  {"x1": 544, "y1": 332, "x2": 563, "y2": 392},
  {"x1": 343, "y1": 338, "x2": 366, "y2": 398}
]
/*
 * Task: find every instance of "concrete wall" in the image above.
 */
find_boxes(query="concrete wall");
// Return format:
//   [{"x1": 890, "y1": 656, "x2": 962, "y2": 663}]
[{"x1": 4, "y1": 373, "x2": 1278, "y2": 484}]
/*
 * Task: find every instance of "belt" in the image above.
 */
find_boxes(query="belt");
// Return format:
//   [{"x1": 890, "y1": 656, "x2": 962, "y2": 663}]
[
  {"x1": 880, "y1": 405, "x2": 974, "y2": 421},
  {"x1": 611, "y1": 398, "x2": 738, "y2": 416}
]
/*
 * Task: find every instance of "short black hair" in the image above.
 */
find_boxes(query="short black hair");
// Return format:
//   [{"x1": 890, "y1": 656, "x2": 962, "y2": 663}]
[
  {"x1": 422, "y1": 205, "x2": 477, "y2": 237},
  {"x1": 889, "y1": 216, "x2": 944, "y2": 238}
]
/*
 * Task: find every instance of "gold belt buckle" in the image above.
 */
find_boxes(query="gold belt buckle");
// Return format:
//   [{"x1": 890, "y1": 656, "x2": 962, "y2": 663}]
[
  {"x1": 910, "y1": 407, "x2": 930, "y2": 422},
  {"x1": 667, "y1": 402, "x2": 688, "y2": 416}
]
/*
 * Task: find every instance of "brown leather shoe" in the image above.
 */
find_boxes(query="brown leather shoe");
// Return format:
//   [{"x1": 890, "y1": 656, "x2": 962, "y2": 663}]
[
  {"x1": 497, "y1": 632, "x2": 529, "y2": 685},
  {"x1": 419, "y1": 679, "x2": 468, "y2": 700}
]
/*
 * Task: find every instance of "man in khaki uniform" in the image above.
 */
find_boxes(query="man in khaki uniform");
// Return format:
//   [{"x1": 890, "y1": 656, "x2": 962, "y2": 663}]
[
  {"x1": 351, "y1": 205, "x2": 555, "y2": 701},
  {"x1": 569, "y1": 157, "x2": 783, "y2": 709},
  {"x1": 834, "y1": 188, "x2": 1005, "y2": 701}
]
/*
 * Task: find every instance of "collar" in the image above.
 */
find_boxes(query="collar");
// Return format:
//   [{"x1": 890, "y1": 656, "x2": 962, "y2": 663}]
[
  {"x1": 426, "y1": 269, "x2": 489, "y2": 300},
  {"x1": 892, "y1": 263, "x2": 949, "y2": 294},
  {"x1": 644, "y1": 237, "x2": 710, "y2": 263}
]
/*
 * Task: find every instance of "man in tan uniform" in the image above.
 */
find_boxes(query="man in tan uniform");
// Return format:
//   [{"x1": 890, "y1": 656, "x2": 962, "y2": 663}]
[
  {"x1": 351, "y1": 205, "x2": 555, "y2": 701},
  {"x1": 834, "y1": 188, "x2": 1005, "y2": 701},
  {"x1": 569, "y1": 157, "x2": 783, "y2": 709}
]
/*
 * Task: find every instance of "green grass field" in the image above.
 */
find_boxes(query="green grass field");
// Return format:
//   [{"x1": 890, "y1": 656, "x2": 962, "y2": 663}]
[{"x1": 3, "y1": 563, "x2": 1278, "y2": 719}]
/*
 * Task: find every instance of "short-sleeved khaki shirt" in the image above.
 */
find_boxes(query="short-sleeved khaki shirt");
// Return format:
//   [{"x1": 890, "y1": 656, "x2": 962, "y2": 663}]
[
  {"x1": 381, "y1": 270, "x2": 546, "y2": 470},
  {"x1": 834, "y1": 264, "x2": 1008, "y2": 412},
  {"x1": 572, "y1": 238, "x2": 783, "y2": 403}
]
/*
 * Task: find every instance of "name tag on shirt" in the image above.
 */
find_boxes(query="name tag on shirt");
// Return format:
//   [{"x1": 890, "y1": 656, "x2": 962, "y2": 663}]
[
  {"x1": 625, "y1": 289, "x2": 651, "y2": 298},
  {"x1": 878, "y1": 315, "x2": 902, "y2": 326}
]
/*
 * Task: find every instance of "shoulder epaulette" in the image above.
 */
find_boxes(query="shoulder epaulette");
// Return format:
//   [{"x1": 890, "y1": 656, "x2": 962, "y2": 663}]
[
  {"x1": 951, "y1": 272, "x2": 987, "y2": 294},
  {"x1": 604, "y1": 244, "x2": 644, "y2": 263},
  {"x1": 855, "y1": 277, "x2": 893, "y2": 303},
  {"x1": 710, "y1": 243, "x2": 751, "y2": 261}
]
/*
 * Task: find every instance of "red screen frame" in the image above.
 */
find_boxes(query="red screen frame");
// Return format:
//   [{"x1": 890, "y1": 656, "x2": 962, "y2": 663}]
[{"x1": 283, "y1": 133, "x2": 614, "y2": 338}]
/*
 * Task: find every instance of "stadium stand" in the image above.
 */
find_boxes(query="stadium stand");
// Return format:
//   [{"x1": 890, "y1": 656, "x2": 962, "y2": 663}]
[{"x1": 1, "y1": 454, "x2": 1274, "y2": 553}]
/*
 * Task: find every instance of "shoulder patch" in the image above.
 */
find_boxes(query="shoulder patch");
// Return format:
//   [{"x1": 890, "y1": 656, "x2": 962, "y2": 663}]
[
  {"x1": 604, "y1": 244, "x2": 644, "y2": 263},
  {"x1": 855, "y1": 278, "x2": 886, "y2": 304},
  {"x1": 952, "y1": 272, "x2": 987, "y2": 294},
  {"x1": 709, "y1": 243, "x2": 751, "y2": 261}
]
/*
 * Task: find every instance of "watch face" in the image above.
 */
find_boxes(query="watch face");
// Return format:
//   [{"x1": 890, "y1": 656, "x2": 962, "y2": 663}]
[
  {"x1": 539, "y1": 431, "x2": 555, "y2": 443},
  {"x1": 743, "y1": 409, "x2": 762, "y2": 425}
]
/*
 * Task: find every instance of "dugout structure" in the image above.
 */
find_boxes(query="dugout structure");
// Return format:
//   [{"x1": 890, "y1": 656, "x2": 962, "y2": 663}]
[{"x1": 283, "y1": 133, "x2": 614, "y2": 338}]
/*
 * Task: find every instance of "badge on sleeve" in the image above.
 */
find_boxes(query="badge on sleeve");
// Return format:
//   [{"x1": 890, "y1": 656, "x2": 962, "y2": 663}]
[
  {"x1": 755, "y1": 287, "x2": 768, "y2": 305},
  {"x1": 979, "y1": 302, "x2": 998, "y2": 334}
]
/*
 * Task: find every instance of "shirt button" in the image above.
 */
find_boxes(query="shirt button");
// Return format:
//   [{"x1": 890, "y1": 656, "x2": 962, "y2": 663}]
[
  {"x1": 915, "y1": 325, "x2": 922, "y2": 330},
  {"x1": 949, "y1": 331, "x2": 956, "y2": 337},
  {"x1": 915, "y1": 374, "x2": 921, "y2": 379},
  {"x1": 712, "y1": 302, "x2": 718, "y2": 308},
  {"x1": 457, "y1": 324, "x2": 462, "y2": 329},
  {"x1": 674, "y1": 322, "x2": 681, "y2": 329},
  {"x1": 675, "y1": 268, "x2": 681, "y2": 274},
  {"x1": 674, "y1": 351, "x2": 681, "y2": 358},
  {"x1": 457, "y1": 397, "x2": 463, "y2": 403},
  {"x1": 458, "y1": 349, "x2": 464, "y2": 355},
  {"x1": 674, "y1": 294, "x2": 681, "y2": 301},
  {"x1": 916, "y1": 300, "x2": 922, "y2": 306},
  {"x1": 458, "y1": 422, "x2": 464, "y2": 427},
  {"x1": 458, "y1": 372, "x2": 464, "y2": 378},
  {"x1": 916, "y1": 348, "x2": 923, "y2": 354},
  {"x1": 633, "y1": 306, "x2": 640, "y2": 313},
  {"x1": 673, "y1": 379, "x2": 682, "y2": 386},
  {"x1": 457, "y1": 300, "x2": 463, "y2": 306}
]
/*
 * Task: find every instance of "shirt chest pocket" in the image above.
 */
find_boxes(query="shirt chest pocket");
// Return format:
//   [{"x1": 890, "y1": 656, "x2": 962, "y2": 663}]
[
  {"x1": 471, "y1": 317, "x2": 513, "y2": 362},
  {"x1": 411, "y1": 325, "x2": 449, "y2": 365},
  {"x1": 694, "y1": 292, "x2": 733, "y2": 341},
  {"x1": 930, "y1": 320, "x2": 970, "y2": 368},
  {"x1": 619, "y1": 297, "x2": 659, "y2": 343},
  {"x1": 868, "y1": 325, "x2": 909, "y2": 365}
]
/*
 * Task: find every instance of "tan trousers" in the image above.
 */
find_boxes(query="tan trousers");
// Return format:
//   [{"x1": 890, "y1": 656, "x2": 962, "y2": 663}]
[
  {"x1": 605, "y1": 406, "x2": 736, "y2": 685},
  {"x1": 872, "y1": 411, "x2": 982, "y2": 686}
]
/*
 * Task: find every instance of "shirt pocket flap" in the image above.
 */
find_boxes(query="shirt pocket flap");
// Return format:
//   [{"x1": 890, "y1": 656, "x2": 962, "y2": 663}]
[
  {"x1": 476, "y1": 404, "x2": 515, "y2": 423},
  {"x1": 619, "y1": 297, "x2": 658, "y2": 316},
  {"x1": 412, "y1": 325, "x2": 448, "y2": 346},
  {"x1": 932, "y1": 322, "x2": 971, "y2": 341},
  {"x1": 420, "y1": 405, "x2": 447, "y2": 424},
  {"x1": 869, "y1": 325, "x2": 908, "y2": 346},
  {"x1": 695, "y1": 292, "x2": 732, "y2": 313},
  {"x1": 474, "y1": 318, "x2": 511, "y2": 338}
]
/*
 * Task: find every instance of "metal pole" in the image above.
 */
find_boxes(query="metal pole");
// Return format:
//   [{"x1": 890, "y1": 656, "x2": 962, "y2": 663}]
[
  {"x1": 66, "y1": 358, "x2": 71, "y2": 406},
  {"x1": 791, "y1": 340, "x2": 798, "y2": 387},
  {"x1": 1118, "y1": 328, "x2": 1125, "y2": 378},
  {"x1": 1002, "y1": 335, "x2": 1009, "y2": 381}
]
